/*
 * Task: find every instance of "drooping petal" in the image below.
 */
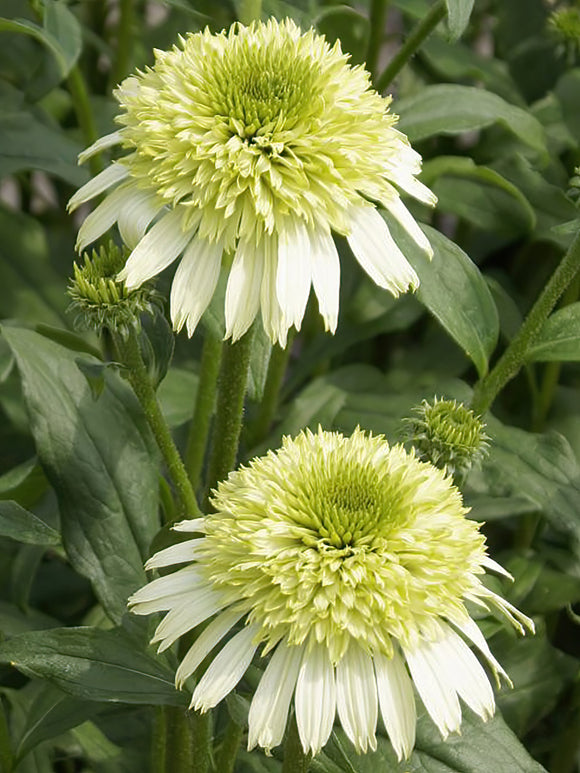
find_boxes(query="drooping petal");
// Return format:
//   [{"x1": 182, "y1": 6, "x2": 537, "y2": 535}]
[
  {"x1": 452, "y1": 617, "x2": 510, "y2": 687},
  {"x1": 295, "y1": 641, "x2": 337, "y2": 755},
  {"x1": 117, "y1": 188, "x2": 164, "y2": 250},
  {"x1": 374, "y1": 650, "x2": 416, "y2": 761},
  {"x1": 152, "y1": 587, "x2": 226, "y2": 652},
  {"x1": 276, "y1": 218, "x2": 312, "y2": 331},
  {"x1": 310, "y1": 228, "x2": 340, "y2": 335},
  {"x1": 170, "y1": 235, "x2": 223, "y2": 336},
  {"x1": 78, "y1": 131, "x2": 123, "y2": 165},
  {"x1": 403, "y1": 639, "x2": 462, "y2": 738},
  {"x1": 172, "y1": 518, "x2": 207, "y2": 533},
  {"x1": 75, "y1": 183, "x2": 135, "y2": 252},
  {"x1": 127, "y1": 565, "x2": 202, "y2": 612},
  {"x1": 191, "y1": 624, "x2": 260, "y2": 711},
  {"x1": 225, "y1": 239, "x2": 264, "y2": 341},
  {"x1": 175, "y1": 608, "x2": 244, "y2": 689},
  {"x1": 119, "y1": 209, "x2": 195, "y2": 289},
  {"x1": 384, "y1": 196, "x2": 433, "y2": 257},
  {"x1": 260, "y1": 235, "x2": 288, "y2": 347},
  {"x1": 248, "y1": 640, "x2": 304, "y2": 753},
  {"x1": 346, "y1": 205, "x2": 419, "y2": 296},
  {"x1": 68, "y1": 163, "x2": 128, "y2": 212},
  {"x1": 336, "y1": 644, "x2": 378, "y2": 753},
  {"x1": 145, "y1": 538, "x2": 205, "y2": 570}
]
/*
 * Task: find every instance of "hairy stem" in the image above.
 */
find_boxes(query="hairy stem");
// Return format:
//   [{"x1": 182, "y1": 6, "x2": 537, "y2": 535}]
[
  {"x1": 214, "y1": 716, "x2": 243, "y2": 773},
  {"x1": 366, "y1": 0, "x2": 390, "y2": 82}
]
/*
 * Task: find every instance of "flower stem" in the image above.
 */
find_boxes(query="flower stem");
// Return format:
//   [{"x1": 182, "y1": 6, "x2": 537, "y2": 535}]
[
  {"x1": 238, "y1": 0, "x2": 262, "y2": 24},
  {"x1": 109, "y1": 0, "x2": 134, "y2": 89},
  {"x1": 164, "y1": 708, "x2": 193, "y2": 773},
  {"x1": 375, "y1": 0, "x2": 446, "y2": 92},
  {"x1": 67, "y1": 66, "x2": 102, "y2": 176},
  {"x1": 151, "y1": 707, "x2": 167, "y2": 773},
  {"x1": 204, "y1": 329, "x2": 254, "y2": 503},
  {"x1": 185, "y1": 331, "x2": 223, "y2": 491},
  {"x1": 471, "y1": 231, "x2": 580, "y2": 416},
  {"x1": 215, "y1": 716, "x2": 243, "y2": 773},
  {"x1": 366, "y1": 0, "x2": 391, "y2": 82},
  {"x1": 115, "y1": 329, "x2": 201, "y2": 519},
  {"x1": 248, "y1": 340, "x2": 292, "y2": 446},
  {"x1": 190, "y1": 711, "x2": 212, "y2": 773},
  {"x1": 282, "y1": 715, "x2": 311, "y2": 773}
]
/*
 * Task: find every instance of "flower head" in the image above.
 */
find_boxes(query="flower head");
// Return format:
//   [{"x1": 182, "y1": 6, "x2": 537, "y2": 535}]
[
  {"x1": 68, "y1": 19, "x2": 435, "y2": 346},
  {"x1": 129, "y1": 428, "x2": 532, "y2": 759}
]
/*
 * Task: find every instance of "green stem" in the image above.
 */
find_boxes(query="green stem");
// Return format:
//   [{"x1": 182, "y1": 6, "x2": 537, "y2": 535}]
[
  {"x1": 164, "y1": 708, "x2": 193, "y2": 773},
  {"x1": 109, "y1": 0, "x2": 134, "y2": 89},
  {"x1": 185, "y1": 332, "x2": 223, "y2": 491},
  {"x1": 471, "y1": 231, "x2": 580, "y2": 416},
  {"x1": 67, "y1": 66, "x2": 101, "y2": 177},
  {"x1": 215, "y1": 716, "x2": 243, "y2": 773},
  {"x1": 375, "y1": 0, "x2": 446, "y2": 92},
  {"x1": 151, "y1": 707, "x2": 167, "y2": 773},
  {"x1": 115, "y1": 330, "x2": 201, "y2": 519},
  {"x1": 190, "y1": 711, "x2": 212, "y2": 773},
  {"x1": 366, "y1": 0, "x2": 390, "y2": 82},
  {"x1": 0, "y1": 698, "x2": 13, "y2": 773},
  {"x1": 248, "y1": 340, "x2": 292, "y2": 446},
  {"x1": 238, "y1": 0, "x2": 262, "y2": 24},
  {"x1": 204, "y1": 330, "x2": 255, "y2": 504},
  {"x1": 282, "y1": 715, "x2": 311, "y2": 773}
]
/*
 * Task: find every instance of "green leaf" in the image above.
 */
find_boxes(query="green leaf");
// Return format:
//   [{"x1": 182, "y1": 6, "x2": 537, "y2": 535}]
[
  {"x1": 157, "y1": 367, "x2": 199, "y2": 428},
  {"x1": 2, "y1": 326, "x2": 161, "y2": 623},
  {"x1": 0, "y1": 601, "x2": 57, "y2": 637},
  {"x1": 397, "y1": 85, "x2": 546, "y2": 155},
  {"x1": 421, "y1": 156, "x2": 535, "y2": 235},
  {"x1": 445, "y1": 0, "x2": 474, "y2": 41},
  {"x1": 0, "y1": 458, "x2": 47, "y2": 510},
  {"x1": 386, "y1": 220, "x2": 500, "y2": 378},
  {"x1": 0, "y1": 627, "x2": 186, "y2": 706},
  {"x1": 0, "y1": 500, "x2": 60, "y2": 546},
  {"x1": 0, "y1": 0, "x2": 81, "y2": 79},
  {"x1": 505, "y1": 554, "x2": 580, "y2": 614},
  {"x1": 525, "y1": 302, "x2": 580, "y2": 362}
]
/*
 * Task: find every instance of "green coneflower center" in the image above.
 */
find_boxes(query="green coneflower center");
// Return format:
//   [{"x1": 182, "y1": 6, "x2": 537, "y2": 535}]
[{"x1": 313, "y1": 475, "x2": 382, "y2": 549}]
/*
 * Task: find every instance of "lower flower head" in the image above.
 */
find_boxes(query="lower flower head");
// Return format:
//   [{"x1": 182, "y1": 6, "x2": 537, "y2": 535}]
[
  {"x1": 129, "y1": 428, "x2": 532, "y2": 758},
  {"x1": 68, "y1": 19, "x2": 435, "y2": 347}
]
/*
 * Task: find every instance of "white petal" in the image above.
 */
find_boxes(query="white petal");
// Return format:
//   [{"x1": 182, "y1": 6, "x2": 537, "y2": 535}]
[
  {"x1": 78, "y1": 131, "x2": 123, "y2": 165},
  {"x1": 152, "y1": 587, "x2": 226, "y2": 652},
  {"x1": 145, "y1": 538, "x2": 205, "y2": 570},
  {"x1": 452, "y1": 617, "x2": 510, "y2": 688},
  {"x1": 127, "y1": 565, "x2": 202, "y2": 612},
  {"x1": 260, "y1": 235, "x2": 288, "y2": 347},
  {"x1": 276, "y1": 218, "x2": 312, "y2": 331},
  {"x1": 119, "y1": 209, "x2": 194, "y2": 289},
  {"x1": 389, "y1": 169, "x2": 437, "y2": 207},
  {"x1": 310, "y1": 229, "x2": 340, "y2": 335},
  {"x1": 68, "y1": 163, "x2": 128, "y2": 212},
  {"x1": 118, "y1": 188, "x2": 163, "y2": 250},
  {"x1": 384, "y1": 196, "x2": 433, "y2": 258},
  {"x1": 172, "y1": 518, "x2": 207, "y2": 533},
  {"x1": 248, "y1": 640, "x2": 304, "y2": 753},
  {"x1": 295, "y1": 642, "x2": 336, "y2": 755},
  {"x1": 170, "y1": 235, "x2": 223, "y2": 337},
  {"x1": 225, "y1": 239, "x2": 264, "y2": 341},
  {"x1": 403, "y1": 640, "x2": 461, "y2": 738},
  {"x1": 374, "y1": 650, "x2": 416, "y2": 761},
  {"x1": 481, "y1": 555, "x2": 513, "y2": 580},
  {"x1": 175, "y1": 608, "x2": 244, "y2": 689},
  {"x1": 429, "y1": 628, "x2": 495, "y2": 721},
  {"x1": 191, "y1": 624, "x2": 260, "y2": 711},
  {"x1": 75, "y1": 183, "x2": 133, "y2": 252},
  {"x1": 346, "y1": 205, "x2": 419, "y2": 297},
  {"x1": 336, "y1": 645, "x2": 378, "y2": 753}
]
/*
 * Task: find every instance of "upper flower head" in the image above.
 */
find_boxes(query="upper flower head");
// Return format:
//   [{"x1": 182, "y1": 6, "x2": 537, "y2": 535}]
[
  {"x1": 129, "y1": 428, "x2": 532, "y2": 759},
  {"x1": 68, "y1": 19, "x2": 436, "y2": 346}
]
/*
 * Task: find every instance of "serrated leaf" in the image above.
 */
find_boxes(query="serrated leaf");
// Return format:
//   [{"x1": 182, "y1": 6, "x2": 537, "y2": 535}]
[
  {"x1": 0, "y1": 500, "x2": 60, "y2": 546},
  {"x1": 526, "y1": 302, "x2": 580, "y2": 362},
  {"x1": 2, "y1": 326, "x2": 160, "y2": 623},
  {"x1": 445, "y1": 0, "x2": 474, "y2": 41},
  {"x1": 397, "y1": 85, "x2": 546, "y2": 155},
  {"x1": 0, "y1": 627, "x2": 186, "y2": 706}
]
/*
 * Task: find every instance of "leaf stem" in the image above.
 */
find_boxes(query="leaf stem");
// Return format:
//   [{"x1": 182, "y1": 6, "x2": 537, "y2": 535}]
[
  {"x1": 375, "y1": 0, "x2": 446, "y2": 92},
  {"x1": 282, "y1": 715, "x2": 311, "y2": 773},
  {"x1": 215, "y1": 716, "x2": 243, "y2": 773},
  {"x1": 204, "y1": 330, "x2": 254, "y2": 505},
  {"x1": 471, "y1": 231, "x2": 580, "y2": 415},
  {"x1": 67, "y1": 66, "x2": 102, "y2": 176},
  {"x1": 185, "y1": 331, "x2": 223, "y2": 491},
  {"x1": 366, "y1": 0, "x2": 390, "y2": 82},
  {"x1": 115, "y1": 330, "x2": 201, "y2": 519}
]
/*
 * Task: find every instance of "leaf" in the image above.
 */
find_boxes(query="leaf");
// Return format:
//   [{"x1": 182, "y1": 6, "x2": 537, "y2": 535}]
[
  {"x1": 397, "y1": 85, "x2": 546, "y2": 155},
  {"x1": 0, "y1": 500, "x2": 60, "y2": 546},
  {"x1": 421, "y1": 156, "x2": 535, "y2": 235},
  {"x1": 0, "y1": 601, "x2": 57, "y2": 637},
  {"x1": 385, "y1": 219, "x2": 500, "y2": 378},
  {"x1": 2, "y1": 326, "x2": 161, "y2": 623},
  {"x1": 0, "y1": 627, "x2": 186, "y2": 706},
  {"x1": 505, "y1": 554, "x2": 580, "y2": 614},
  {"x1": 526, "y1": 302, "x2": 580, "y2": 362},
  {"x1": 445, "y1": 0, "x2": 474, "y2": 41},
  {"x1": 157, "y1": 367, "x2": 199, "y2": 428}
]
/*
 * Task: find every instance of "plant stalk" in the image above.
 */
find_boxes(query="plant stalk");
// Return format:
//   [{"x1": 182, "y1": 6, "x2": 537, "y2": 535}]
[
  {"x1": 214, "y1": 717, "x2": 243, "y2": 773},
  {"x1": 109, "y1": 0, "x2": 134, "y2": 89},
  {"x1": 366, "y1": 0, "x2": 391, "y2": 82},
  {"x1": 67, "y1": 66, "x2": 101, "y2": 176},
  {"x1": 248, "y1": 340, "x2": 292, "y2": 446}
]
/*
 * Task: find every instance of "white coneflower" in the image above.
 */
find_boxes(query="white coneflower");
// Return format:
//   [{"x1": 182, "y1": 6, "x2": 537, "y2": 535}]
[
  {"x1": 68, "y1": 19, "x2": 435, "y2": 347},
  {"x1": 129, "y1": 428, "x2": 533, "y2": 759}
]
